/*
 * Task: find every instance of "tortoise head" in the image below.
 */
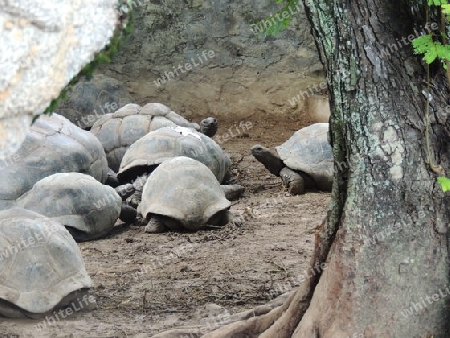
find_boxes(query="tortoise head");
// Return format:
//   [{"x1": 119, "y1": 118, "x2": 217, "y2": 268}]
[
  {"x1": 250, "y1": 144, "x2": 269, "y2": 158},
  {"x1": 251, "y1": 144, "x2": 284, "y2": 176},
  {"x1": 200, "y1": 117, "x2": 218, "y2": 137}
]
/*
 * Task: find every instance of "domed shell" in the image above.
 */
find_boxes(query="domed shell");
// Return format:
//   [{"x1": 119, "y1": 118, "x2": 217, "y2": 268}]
[
  {"x1": 91, "y1": 103, "x2": 201, "y2": 172},
  {"x1": 137, "y1": 157, "x2": 231, "y2": 230},
  {"x1": 17, "y1": 173, "x2": 122, "y2": 242},
  {"x1": 0, "y1": 113, "x2": 108, "y2": 210},
  {"x1": 0, "y1": 208, "x2": 92, "y2": 315},
  {"x1": 118, "y1": 126, "x2": 230, "y2": 183},
  {"x1": 276, "y1": 123, "x2": 333, "y2": 190}
]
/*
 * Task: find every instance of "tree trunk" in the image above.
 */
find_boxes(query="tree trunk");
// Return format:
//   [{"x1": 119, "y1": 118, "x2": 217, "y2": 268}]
[
  {"x1": 295, "y1": 0, "x2": 450, "y2": 336},
  {"x1": 195, "y1": 0, "x2": 450, "y2": 337},
  {"x1": 154, "y1": 1, "x2": 450, "y2": 337}
]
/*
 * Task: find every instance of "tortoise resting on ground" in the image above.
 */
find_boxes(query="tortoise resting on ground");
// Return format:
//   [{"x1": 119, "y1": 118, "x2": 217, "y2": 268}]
[
  {"x1": 137, "y1": 157, "x2": 232, "y2": 233},
  {"x1": 16, "y1": 173, "x2": 124, "y2": 241},
  {"x1": 90, "y1": 103, "x2": 219, "y2": 172},
  {"x1": 0, "y1": 208, "x2": 94, "y2": 318},
  {"x1": 0, "y1": 113, "x2": 108, "y2": 210},
  {"x1": 116, "y1": 126, "x2": 232, "y2": 208},
  {"x1": 251, "y1": 123, "x2": 333, "y2": 195}
]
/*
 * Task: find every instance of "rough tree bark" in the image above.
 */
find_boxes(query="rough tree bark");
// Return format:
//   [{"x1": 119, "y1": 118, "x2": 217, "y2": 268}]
[
  {"x1": 197, "y1": 0, "x2": 450, "y2": 337},
  {"x1": 153, "y1": 0, "x2": 450, "y2": 337}
]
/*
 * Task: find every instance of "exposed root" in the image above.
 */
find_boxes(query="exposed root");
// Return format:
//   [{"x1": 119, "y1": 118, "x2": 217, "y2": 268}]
[{"x1": 152, "y1": 216, "x2": 336, "y2": 338}]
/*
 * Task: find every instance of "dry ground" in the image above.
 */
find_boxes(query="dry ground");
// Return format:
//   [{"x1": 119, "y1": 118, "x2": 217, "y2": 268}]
[{"x1": 0, "y1": 112, "x2": 330, "y2": 337}]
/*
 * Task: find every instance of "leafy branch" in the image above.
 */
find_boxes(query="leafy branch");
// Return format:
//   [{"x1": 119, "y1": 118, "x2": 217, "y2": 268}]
[{"x1": 412, "y1": 0, "x2": 450, "y2": 190}]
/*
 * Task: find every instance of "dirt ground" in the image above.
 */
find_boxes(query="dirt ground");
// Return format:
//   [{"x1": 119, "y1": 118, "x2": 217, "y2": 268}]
[{"x1": 0, "y1": 113, "x2": 330, "y2": 337}]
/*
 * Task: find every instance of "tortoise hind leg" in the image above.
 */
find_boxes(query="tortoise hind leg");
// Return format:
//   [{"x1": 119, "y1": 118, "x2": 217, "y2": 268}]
[
  {"x1": 220, "y1": 184, "x2": 245, "y2": 200},
  {"x1": 280, "y1": 167, "x2": 305, "y2": 195}
]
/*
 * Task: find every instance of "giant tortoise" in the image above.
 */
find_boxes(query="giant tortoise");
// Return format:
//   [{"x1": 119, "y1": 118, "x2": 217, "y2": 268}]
[
  {"x1": 90, "y1": 103, "x2": 218, "y2": 172},
  {"x1": 115, "y1": 126, "x2": 232, "y2": 207},
  {"x1": 0, "y1": 208, "x2": 95, "y2": 318},
  {"x1": 138, "y1": 157, "x2": 232, "y2": 233},
  {"x1": 16, "y1": 173, "x2": 123, "y2": 241},
  {"x1": 0, "y1": 113, "x2": 108, "y2": 210},
  {"x1": 251, "y1": 123, "x2": 333, "y2": 195}
]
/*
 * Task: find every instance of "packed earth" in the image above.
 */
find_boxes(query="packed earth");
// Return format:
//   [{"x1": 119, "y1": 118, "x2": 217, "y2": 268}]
[{"x1": 0, "y1": 113, "x2": 330, "y2": 337}]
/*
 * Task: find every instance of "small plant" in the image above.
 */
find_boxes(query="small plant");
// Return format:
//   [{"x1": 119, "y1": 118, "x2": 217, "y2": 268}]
[
  {"x1": 412, "y1": 0, "x2": 450, "y2": 190},
  {"x1": 251, "y1": 0, "x2": 300, "y2": 37},
  {"x1": 412, "y1": 0, "x2": 450, "y2": 68},
  {"x1": 437, "y1": 176, "x2": 450, "y2": 191}
]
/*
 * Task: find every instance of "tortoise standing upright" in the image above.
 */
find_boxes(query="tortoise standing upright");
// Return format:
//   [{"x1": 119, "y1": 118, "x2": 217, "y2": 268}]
[{"x1": 251, "y1": 123, "x2": 333, "y2": 195}]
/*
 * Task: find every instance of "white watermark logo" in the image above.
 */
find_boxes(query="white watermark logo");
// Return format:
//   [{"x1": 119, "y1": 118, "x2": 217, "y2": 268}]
[{"x1": 154, "y1": 50, "x2": 216, "y2": 87}]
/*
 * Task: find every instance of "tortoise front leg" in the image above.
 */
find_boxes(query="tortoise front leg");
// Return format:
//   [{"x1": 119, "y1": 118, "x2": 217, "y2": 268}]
[
  {"x1": 144, "y1": 215, "x2": 167, "y2": 233},
  {"x1": 280, "y1": 167, "x2": 305, "y2": 195}
]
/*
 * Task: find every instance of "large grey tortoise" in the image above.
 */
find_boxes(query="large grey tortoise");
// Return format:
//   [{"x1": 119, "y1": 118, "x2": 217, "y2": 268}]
[
  {"x1": 90, "y1": 103, "x2": 218, "y2": 172},
  {"x1": 57, "y1": 74, "x2": 133, "y2": 129},
  {"x1": 137, "y1": 157, "x2": 231, "y2": 233},
  {"x1": 0, "y1": 113, "x2": 108, "y2": 210},
  {"x1": 251, "y1": 123, "x2": 333, "y2": 195},
  {"x1": 0, "y1": 208, "x2": 95, "y2": 318},
  {"x1": 115, "y1": 126, "x2": 232, "y2": 208},
  {"x1": 16, "y1": 173, "x2": 124, "y2": 241}
]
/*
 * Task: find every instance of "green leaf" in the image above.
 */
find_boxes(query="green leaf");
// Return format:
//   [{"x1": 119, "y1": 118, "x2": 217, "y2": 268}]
[
  {"x1": 443, "y1": 4, "x2": 450, "y2": 14},
  {"x1": 428, "y1": 0, "x2": 448, "y2": 5},
  {"x1": 413, "y1": 34, "x2": 438, "y2": 63},
  {"x1": 413, "y1": 34, "x2": 434, "y2": 55},
  {"x1": 412, "y1": 35, "x2": 450, "y2": 64},
  {"x1": 436, "y1": 43, "x2": 450, "y2": 61},
  {"x1": 437, "y1": 177, "x2": 450, "y2": 192}
]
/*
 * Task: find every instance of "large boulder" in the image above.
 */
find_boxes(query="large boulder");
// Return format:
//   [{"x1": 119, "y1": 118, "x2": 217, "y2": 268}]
[
  {"x1": 58, "y1": 74, "x2": 134, "y2": 129},
  {"x1": 0, "y1": 0, "x2": 117, "y2": 161}
]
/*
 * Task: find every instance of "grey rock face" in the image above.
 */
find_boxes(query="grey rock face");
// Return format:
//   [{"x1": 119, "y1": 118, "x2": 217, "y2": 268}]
[
  {"x1": 57, "y1": 74, "x2": 134, "y2": 129},
  {"x1": 100, "y1": 0, "x2": 322, "y2": 119},
  {"x1": 0, "y1": 0, "x2": 117, "y2": 160}
]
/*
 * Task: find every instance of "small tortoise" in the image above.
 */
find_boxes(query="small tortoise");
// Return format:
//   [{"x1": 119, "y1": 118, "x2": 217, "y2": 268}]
[
  {"x1": 137, "y1": 157, "x2": 232, "y2": 233},
  {"x1": 17, "y1": 173, "x2": 124, "y2": 241},
  {"x1": 251, "y1": 123, "x2": 333, "y2": 195},
  {"x1": 116, "y1": 126, "x2": 232, "y2": 208},
  {"x1": 90, "y1": 103, "x2": 218, "y2": 172},
  {"x1": 0, "y1": 208, "x2": 95, "y2": 318},
  {"x1": 0, "y1": 113, "x2": 108, "y2": 210}
]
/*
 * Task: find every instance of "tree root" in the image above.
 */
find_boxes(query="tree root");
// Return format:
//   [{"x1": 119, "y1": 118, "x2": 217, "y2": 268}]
[
  {"x1": 152, "y1": 217, "x2": 336, "y2": 338},
  {"x1": 150, "y1": 291, "x2": 295, "y2": 338}
]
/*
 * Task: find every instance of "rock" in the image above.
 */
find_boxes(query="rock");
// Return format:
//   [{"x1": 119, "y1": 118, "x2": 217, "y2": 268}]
[
  {"x1": 305, "y1": 95, "x2": 331, "y2": 123},
  {"x1": 58, "y1": 74, "x2": 134, "y2": 129},
  {"x1": 99, "y1": 0, "x2": 323, "y2": 119},
  {"x1": 0, "y1": 0, "x2": 117, "y2": 161}
]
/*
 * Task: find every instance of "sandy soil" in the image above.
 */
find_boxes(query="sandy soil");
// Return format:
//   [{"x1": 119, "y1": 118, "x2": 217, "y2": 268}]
[{"x1": 0, "y1": 113, "x2": 330, "y2": 337}]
